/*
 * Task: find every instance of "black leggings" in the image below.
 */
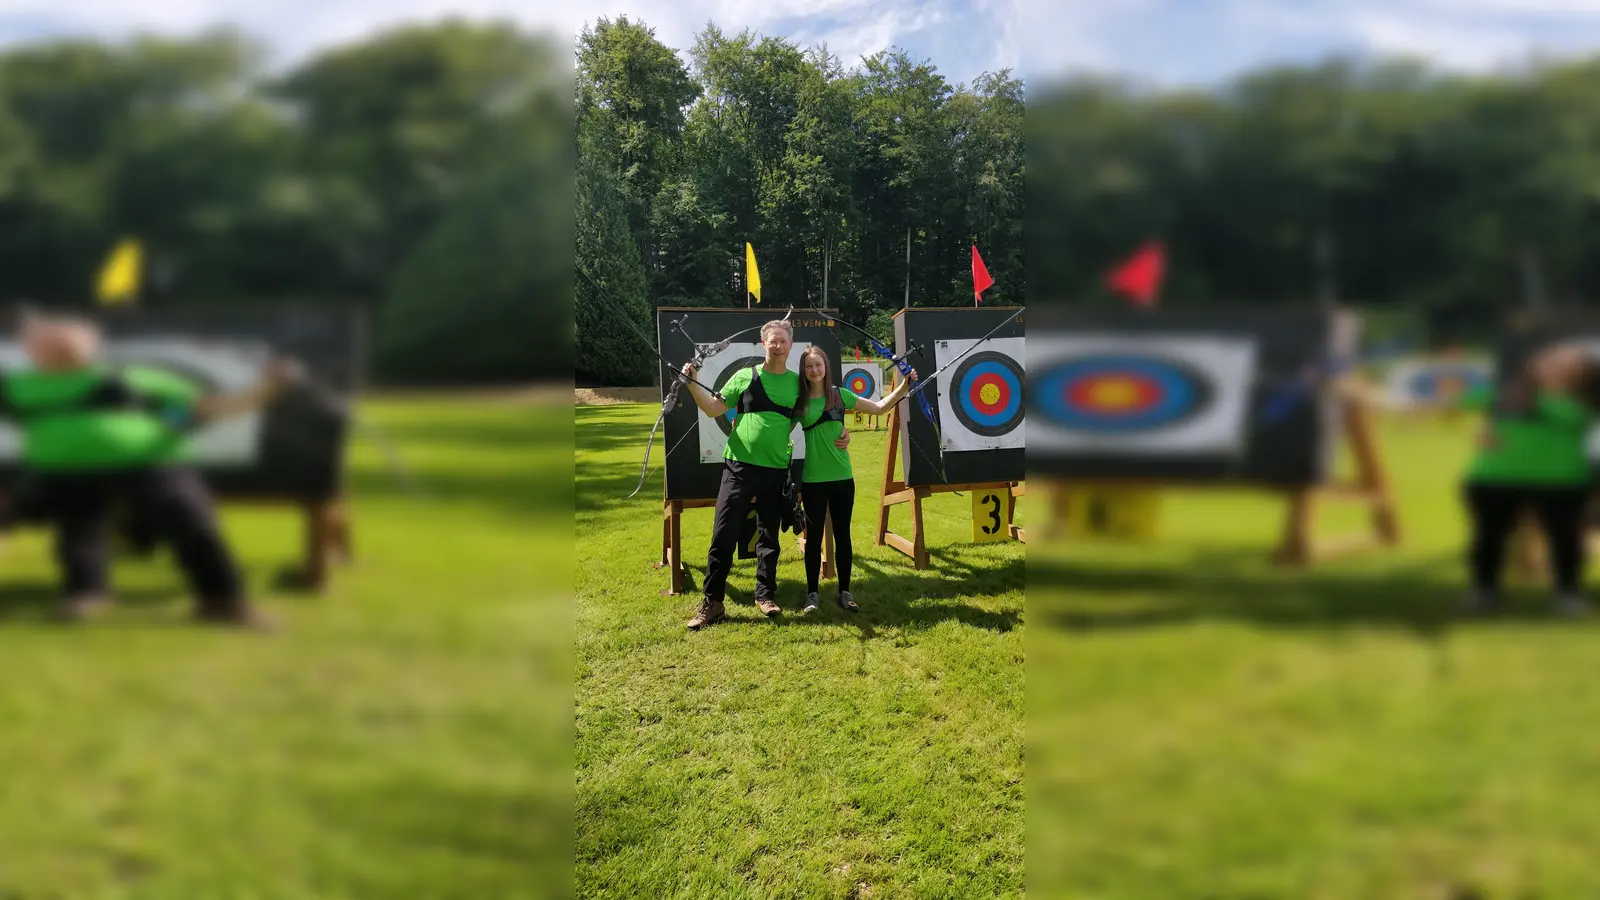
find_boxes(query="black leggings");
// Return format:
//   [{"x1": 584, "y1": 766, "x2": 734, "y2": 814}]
[
  {"x1": 1464, "y1": 482, "x2": 1590, "y2": 593},
  {"x1": 801, "y1": 479, "x2": 855, "y2": 593}
]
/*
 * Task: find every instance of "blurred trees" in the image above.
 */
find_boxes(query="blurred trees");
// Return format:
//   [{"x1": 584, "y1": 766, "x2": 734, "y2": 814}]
[
  {"x1": 1028, "y1": 56, "x2": 1600, "y2": 343},
  {"x1": 0, "y1": 22, "x2": 571, "y2": 384}
]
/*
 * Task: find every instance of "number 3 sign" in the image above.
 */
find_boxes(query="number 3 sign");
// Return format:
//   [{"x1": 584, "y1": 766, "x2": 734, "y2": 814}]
[{"x1": 970, "y1": 489, "x2": 1013, "y2": 543}]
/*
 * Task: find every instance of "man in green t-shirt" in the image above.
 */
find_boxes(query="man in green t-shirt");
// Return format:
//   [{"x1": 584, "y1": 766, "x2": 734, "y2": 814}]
[
  {"x1": 678, "y1": 318, "x2": 802, "y2": 629},
  {"x1": 3, "y1": 314, "x2": 300, "y2": 629}
]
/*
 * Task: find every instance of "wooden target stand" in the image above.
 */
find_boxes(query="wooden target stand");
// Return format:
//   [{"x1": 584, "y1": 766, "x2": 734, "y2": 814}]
[
  {"x1": 875, "y1": 378, "x2": 1025, "y2": 570},
  {"x1": 1032, "y1": 386, "x2": 1400, "y2": 565},
  {"x1": 1509, "y1": 500, "x2": 1600, "y2": 584},
  {"x1": 0, "y1": 490, "x2": 353, "y2": 592},
  {"x1": 656, "y1": 491, "x2": 835, "y2": 596}
]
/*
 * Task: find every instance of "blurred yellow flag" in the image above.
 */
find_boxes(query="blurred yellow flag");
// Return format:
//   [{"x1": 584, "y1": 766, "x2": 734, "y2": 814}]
[
  {"x1": 745, "y1": 242, "x2": 761, "y2": 304},
  {"x1": 97, "y1": 238, "x2": 142, "y2": 305}
]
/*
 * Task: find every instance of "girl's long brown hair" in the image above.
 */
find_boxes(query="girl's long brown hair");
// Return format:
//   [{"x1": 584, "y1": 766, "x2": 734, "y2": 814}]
[{"x1": 794, "y1": 346, "x2": 841, "y2": 419}]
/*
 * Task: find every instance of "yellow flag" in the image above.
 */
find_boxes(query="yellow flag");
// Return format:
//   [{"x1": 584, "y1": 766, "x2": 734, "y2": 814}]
[
  {"x1": 96, "y1": 238, "x2": 142, "y2": 305},
  {"x1": 745, "y1": 242, "x2": 761, "y2": 304}
]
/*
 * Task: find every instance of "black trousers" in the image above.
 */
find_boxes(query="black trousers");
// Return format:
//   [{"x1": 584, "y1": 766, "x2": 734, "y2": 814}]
[
  {"x1": 704, "y1": 461, "x2": 786, "y2": 606},
  {"x1": 1463, "y1": 482, "x2": 1590, "y2": 594},
  {"x1": 36, "y1": 466, "x2": 245, "y2": 612},
  {"x1": 801, "y1": 478, "x2": 855, "y2": 593}
]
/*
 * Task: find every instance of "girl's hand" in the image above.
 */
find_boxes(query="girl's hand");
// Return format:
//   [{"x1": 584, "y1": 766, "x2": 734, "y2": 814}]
[
  {"x1": 681, "y1": 362, "x2": 698, "y2": 380},
  {"x1": 834, "y1": 429, "x2": 851, "y2": 450}
]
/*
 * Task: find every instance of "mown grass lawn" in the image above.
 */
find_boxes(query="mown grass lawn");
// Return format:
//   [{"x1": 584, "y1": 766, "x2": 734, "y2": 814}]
[
  {"x1": 1031, "y1": 413, "x2": 1600, "y2": 898},
  {"x1": 576, "y1": 403, "x2": 1025, "y2": 899},
  {"x1": 0, "y1": 396, "x2": 571, "y2": 900}
]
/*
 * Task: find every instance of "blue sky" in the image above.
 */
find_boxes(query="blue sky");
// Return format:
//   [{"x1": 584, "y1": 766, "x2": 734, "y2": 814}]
[
  {"x1": 1, "y1": 0, "x2": 1599, "y2": 88},
  {"x1": 1029, "y1": 0, "x2": 1600, "y2": 88}
]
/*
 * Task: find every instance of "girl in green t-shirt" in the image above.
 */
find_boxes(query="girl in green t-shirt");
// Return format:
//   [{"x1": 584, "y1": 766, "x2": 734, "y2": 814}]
[
  {"x1": 1352, "y1": 343, "x2": 1600, "y2": 614},
  {"x1": 792, "y1": 347, "x2": 917, "y2": 613}
]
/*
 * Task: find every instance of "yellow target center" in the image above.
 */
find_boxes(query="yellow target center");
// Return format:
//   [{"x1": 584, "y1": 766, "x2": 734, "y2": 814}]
[
  {"x1": 979, "y1": 383, "x2": 1002, "y2": 406},
  {"x1": 1088, "y1": 378, "x2": 1140, "y2": 409}
]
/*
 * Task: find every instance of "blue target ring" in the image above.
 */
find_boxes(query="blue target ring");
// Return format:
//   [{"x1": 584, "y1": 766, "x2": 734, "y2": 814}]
[{"x1": 1031, "y1": 355, "x2": 1212, "y2": 433}]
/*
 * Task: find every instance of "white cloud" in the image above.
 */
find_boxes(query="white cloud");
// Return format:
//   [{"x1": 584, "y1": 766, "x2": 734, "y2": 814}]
[{"x1": 0, "y1": 0, "x2": 1008, "y2": 86}]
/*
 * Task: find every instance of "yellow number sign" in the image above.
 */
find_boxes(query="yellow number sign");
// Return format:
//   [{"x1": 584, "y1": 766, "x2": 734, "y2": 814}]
[
  {"x1": 1062, "y1": 489, "x2": 1159, "y2": 540},
  {"x1": 971, "y1": 489, "x2": 1012, "y2": 543}
]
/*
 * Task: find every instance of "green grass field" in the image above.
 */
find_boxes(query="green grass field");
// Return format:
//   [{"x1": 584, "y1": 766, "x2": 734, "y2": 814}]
[
  {"x1": 576, "y1": 404, "x2": 1026, "y2": 899},
  {"x1": 1031, "y1": 414, "x2": 1600, "y2": 898},
  {"x1": 0, "y1": 396, "x2": 571, "y2": 900}
]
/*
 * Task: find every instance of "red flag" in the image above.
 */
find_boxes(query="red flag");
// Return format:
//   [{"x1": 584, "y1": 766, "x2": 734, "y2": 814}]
[
  {"x1": 1106, "y1": 241, "x2": 1166, "y2": 307},
  {"x1": 971, "y1": 245, "x2": 994, "y2": 304},
  {"x1": 854, "y1": 346, "x2": 861, "y2": 361}
]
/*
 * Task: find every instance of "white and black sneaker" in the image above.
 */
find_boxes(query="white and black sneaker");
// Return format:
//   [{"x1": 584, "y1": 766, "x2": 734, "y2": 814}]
[
  {"x1": 803, "y1": 592, "x2": 820, "y2": 614},
  {"x1": 837, "y1": 590, "x2": 858, "y2": 613}
]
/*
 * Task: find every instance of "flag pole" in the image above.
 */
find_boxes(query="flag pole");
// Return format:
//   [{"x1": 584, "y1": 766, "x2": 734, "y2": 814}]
[{"x1": 904, "y1": 226, "x2": 911, "y2": 311}]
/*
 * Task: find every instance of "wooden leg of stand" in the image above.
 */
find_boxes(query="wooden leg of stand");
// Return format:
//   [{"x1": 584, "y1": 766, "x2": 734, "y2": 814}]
[
  {"x1": 302, "y1": 500, "x2": 335, "y2": 592},
  {"x1": 1276, "y1": 487, "x2": 1313, "y2": 566},
  {"x1": 911, "y1": 492, "x2": 928, "y2": 570},
  {"x1": 330, "y1": 498, "x2": 352, "y2": 564},
  {"x1": 666, "y1": 502, "x2": 686, "y2": 595}
]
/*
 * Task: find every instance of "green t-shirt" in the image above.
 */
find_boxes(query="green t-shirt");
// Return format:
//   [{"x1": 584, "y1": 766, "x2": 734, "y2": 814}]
[
  {"x1": 719, "y1": 366, "x2": 800, "y2": 470},
  {"x1": 1457, "y1": 385, "x2": 1594, "y2": 485},
  {"x1": 3, "y1": 365, "x2": 201, "y2": 470},
  {"x1": 798, "y1": 388, "x2": 860, "y2": 483}
]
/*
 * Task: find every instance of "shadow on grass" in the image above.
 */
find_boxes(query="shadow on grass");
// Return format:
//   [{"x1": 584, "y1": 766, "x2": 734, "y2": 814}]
[
  {"x1": 664, "y1": 541, "x2": 1022, "y2": 637},
  {"x1": 0, "y1": 581, "x2": 186, "y2": 622},
  {"x1": 1026, "y1": 545, "x2": 1587, "y2": 639}
]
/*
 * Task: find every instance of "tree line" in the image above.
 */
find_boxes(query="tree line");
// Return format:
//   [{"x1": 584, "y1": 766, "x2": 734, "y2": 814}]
[
  {"x1": 1028, "y1": 55, "x2": 1600, "y2": 344},
  {"x1": 575, "y1": 16, "x2": 1025, "y2": 386},
  {"x1": 0, "y1": 21, "x2": 572, "y2": 384}
]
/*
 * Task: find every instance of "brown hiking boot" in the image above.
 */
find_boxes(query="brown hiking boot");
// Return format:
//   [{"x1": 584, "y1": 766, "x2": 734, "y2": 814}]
[
  {"x1": 687, "y1": 598, "x2": 725, "y2": 630},
  {"x1": 56, "y1": 593, "x2": 112, "y2": 622},
  {"x1": 755, "y1": 597, "x2": 781, "y2": 617}
]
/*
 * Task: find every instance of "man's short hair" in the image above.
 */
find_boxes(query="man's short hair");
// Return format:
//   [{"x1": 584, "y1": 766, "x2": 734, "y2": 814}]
[{"x1": 760, "y1": 319, "x2": 794, "y2": 341}]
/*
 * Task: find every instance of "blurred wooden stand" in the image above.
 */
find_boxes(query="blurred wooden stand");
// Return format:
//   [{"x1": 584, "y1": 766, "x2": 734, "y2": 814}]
[
  {"x1": 1509, "y1": 500, "x2": 1600, "y2": 584},
  {"x1": 1030, "y1": 385, "x2": 1399, "y2": 566},
  {"x1": 0, "y1": 490, "x2": 353, "y2": 592}
]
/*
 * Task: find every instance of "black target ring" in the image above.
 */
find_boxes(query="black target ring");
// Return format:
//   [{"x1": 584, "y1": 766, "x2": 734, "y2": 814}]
[{"x1": 710, "y1": 356, "x2": 765, "y2": 436}]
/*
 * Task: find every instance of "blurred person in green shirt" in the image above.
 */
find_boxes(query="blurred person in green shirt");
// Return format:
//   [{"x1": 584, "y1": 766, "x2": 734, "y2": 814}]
[
  {"x1": 3, "y1": 313, "x2": 300, "y2": 629},
  {"x1": 1349, "y1": 343, "x2": 1600, "y2": 614}
]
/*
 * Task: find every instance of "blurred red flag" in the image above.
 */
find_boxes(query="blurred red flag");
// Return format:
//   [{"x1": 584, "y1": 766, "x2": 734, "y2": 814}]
[
  {"x1": 1106, "y1": 241, "x2": 1165, "y2": 307},
  {"x1": 854, "y1": 346, "x2": 861, "y2": 361},
  {"x1": 971, "y1": 245, "x2": 994, "y2": 304}
]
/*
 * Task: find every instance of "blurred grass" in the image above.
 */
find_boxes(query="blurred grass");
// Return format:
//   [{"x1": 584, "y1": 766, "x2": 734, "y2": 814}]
[
  {"x1": 0, "y1": 396, "x2": 571, "y2": 900},
  {"x1": 1030, "y1": 412, "x2": 1600, "y2": 898},
  {"x1": 575, "y1": 404, "x2": 1025, "y2": 899}
]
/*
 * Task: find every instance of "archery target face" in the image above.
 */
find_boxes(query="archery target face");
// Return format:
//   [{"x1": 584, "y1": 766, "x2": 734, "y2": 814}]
[
  {"x1": 1384, "y1": 357, "x2": 1492, "y2": 408},
  {"x1": 695, "y1": 342, "x2": 813, "y2": 464},
  {"x1": 0, "y1": 338, "x2": 269, "y2": 464},
  {"x1": 1029, "y1": 335, "x2": 1257, "y2": 455},
  {"x1": 933, "y1": 336, "x2": 1025, "y2": 452},
  {"x1": 841, "y1": 364, "x2": 881, "y2": 403}
]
